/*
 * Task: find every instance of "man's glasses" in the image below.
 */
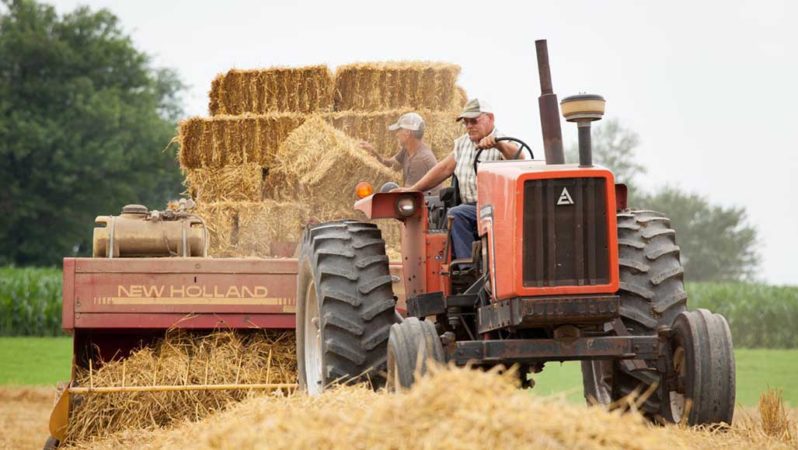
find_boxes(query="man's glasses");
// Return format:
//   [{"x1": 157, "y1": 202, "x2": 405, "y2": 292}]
[{"x1": 462, "y1": 116, "x2": 482, "y2": 126}]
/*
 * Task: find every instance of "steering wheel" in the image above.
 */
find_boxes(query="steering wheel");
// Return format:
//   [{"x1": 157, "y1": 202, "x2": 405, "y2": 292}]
[{"x1": 472, "y1": 137, "x2": 535, "y2": 174}]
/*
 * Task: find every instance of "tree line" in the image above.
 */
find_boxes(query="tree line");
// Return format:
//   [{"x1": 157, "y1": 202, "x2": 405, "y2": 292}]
[
  {"x1": 567, "y1": 119, "x2": 759, "y2": 281},
  {"x1": 0, "y1": 0, "x2": 183, "y2": 265}
]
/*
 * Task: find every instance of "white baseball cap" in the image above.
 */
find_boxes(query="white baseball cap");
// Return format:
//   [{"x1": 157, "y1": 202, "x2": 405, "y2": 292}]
[
  {"x1": 387, "y1": 112, "x2": 425, "y2": 131},
  {"x1": 456, "y1": 98, "x2": 494, "y2": 121}
]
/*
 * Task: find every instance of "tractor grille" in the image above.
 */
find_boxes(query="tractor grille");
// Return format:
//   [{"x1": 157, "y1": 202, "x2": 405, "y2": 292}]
[{"x1": 522, "y1": 177, "x2": 609, "y2": 287}]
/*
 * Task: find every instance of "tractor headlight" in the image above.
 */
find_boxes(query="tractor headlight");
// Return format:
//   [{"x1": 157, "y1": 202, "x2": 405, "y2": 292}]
[{"x1": 396, "y1": 196, "x2": 416, "y2": 217}]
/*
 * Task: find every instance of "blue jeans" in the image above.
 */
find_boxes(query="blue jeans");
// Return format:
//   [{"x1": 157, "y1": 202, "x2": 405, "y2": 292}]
[{"x1": 448, "y1": 204, "x2": 477, "y2": 260}]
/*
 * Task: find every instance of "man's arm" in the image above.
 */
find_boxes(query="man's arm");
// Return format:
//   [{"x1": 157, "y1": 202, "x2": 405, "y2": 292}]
[
  {"x1": 359, "y1": 141, "x2": 401, "y2": 170},
  {"x1": 404, "y1": 153, "x2": 456, "y2": 192}
]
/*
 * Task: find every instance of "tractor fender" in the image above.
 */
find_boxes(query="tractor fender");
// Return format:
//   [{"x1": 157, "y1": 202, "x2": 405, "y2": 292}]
[{"x1": 354, "y1": 191, "x2": 426, "y2": 220}]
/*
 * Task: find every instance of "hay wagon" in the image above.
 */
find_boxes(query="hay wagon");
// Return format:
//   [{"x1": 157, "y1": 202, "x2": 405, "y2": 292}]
[{"x1": 45, "y1": 204, "x2": 406, "y2": 447}]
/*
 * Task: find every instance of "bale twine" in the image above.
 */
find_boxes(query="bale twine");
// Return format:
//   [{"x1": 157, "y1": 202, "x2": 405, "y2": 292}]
[
  {"x1": 65, "y1": 330, "x2": 296, "y2": 444},
  {"x1": 334, "y1": 62, "x2": 464, "y2": 112},
  {"x1": 209, "y1": 66, "x2": 334, "y2": 115}
]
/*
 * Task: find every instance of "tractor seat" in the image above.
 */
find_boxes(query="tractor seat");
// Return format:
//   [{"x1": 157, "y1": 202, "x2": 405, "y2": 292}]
[{"x1": 449, "y1": 241, "x2": 482, "y2": 275}]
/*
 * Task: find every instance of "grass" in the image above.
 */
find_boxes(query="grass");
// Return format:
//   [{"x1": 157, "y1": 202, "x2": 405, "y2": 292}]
[
  {"x1": 534, "y1": 349, "x2": 798, "y2": 407},
  {"x1": 2, "y1": 338, "x2": 796, "y2": 407},
  {"x1": 0, "y1": 337, "x2": 71, "y2": 385}
]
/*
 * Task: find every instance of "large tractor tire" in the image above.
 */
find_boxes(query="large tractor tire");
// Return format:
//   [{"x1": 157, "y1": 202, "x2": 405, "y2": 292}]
[
  {"x1": 386, "y1": 317, "x2": 445, "y2": 391},
  {"x1": 664, "y1": 309, "x2": 735, "y2": 425},
  {"x1": 296, "y1": 221, "x2": 398, "y2": 394},
  {"x1": 582, "y1": 210, "x2": 688, "y2": 417}
]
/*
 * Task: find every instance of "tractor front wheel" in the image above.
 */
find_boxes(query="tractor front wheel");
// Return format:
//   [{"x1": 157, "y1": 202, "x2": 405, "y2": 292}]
[
  {"x1": 582, "y1": 210, "x2": 688, "y2": 417},
  {"x1": 662, "y1": 309, "x2": 735, "y2": 425},
  {"x1": 386, "y1": 317, "x2": 445, "y2": 391}
]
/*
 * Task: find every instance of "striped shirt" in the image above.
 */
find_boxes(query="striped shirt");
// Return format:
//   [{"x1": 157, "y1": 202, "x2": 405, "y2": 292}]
[{"x1": 453, "y1": 128, "x2": 513, "y2": 203}]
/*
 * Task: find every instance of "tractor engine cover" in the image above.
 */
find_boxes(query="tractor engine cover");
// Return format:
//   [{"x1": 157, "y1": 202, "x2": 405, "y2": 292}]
[{"x1": 92, "y1": 204, "x2": 207, "y2": 258}]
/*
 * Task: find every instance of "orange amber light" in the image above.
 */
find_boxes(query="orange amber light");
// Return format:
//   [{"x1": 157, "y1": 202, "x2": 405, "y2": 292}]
[{"x1": 355, "y1": 181, "x2": 374, "y2": 199}]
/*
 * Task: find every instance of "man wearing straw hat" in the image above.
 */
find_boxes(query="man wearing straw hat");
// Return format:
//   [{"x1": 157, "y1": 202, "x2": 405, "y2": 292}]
[
  {"x1": 358, "y1": 112, "x2": 440, "y2": 195},
  {"x1": 396, "y1": 98, "x2": 522, "y2": 262}
]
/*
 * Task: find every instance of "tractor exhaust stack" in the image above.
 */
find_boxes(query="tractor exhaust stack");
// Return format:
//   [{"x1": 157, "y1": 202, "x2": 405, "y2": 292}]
[{"x1": 535, "y1": 40, "x2": 565, "y2": 165}]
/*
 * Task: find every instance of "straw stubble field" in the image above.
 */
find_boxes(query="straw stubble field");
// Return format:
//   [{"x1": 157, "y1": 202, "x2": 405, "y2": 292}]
[
  {"x1": 3, "y1": 368, "x2": 797, "y2": 450},
  {"x1": 0, "y1": 388, "x2": 54, "y2": 450}
]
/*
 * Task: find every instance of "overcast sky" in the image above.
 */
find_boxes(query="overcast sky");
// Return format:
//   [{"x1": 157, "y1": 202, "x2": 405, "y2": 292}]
[{"x1": 49, "y1": 0, "x2": 798, "y2": 285}]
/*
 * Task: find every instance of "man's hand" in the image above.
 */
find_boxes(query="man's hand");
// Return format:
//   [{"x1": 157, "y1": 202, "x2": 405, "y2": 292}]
[
  {"x1": 390, "y1": 187, "x2": 414, "y2": 193},
  {"x1": 358, "y1": 141, "x2": 377, "y2": 156},
  {"x1": 476, "y1": 135, "x2": 497, "y2": 150},
  {"x1": 478, "y1": 136, "x2": 522, "y2": 160}
]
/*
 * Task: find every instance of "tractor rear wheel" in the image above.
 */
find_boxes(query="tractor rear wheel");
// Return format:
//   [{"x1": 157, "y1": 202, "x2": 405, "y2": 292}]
[
  {"x1": 296, "y1": 221, "x2": 398, "y2": 394},
  {"x1": 663, "y1": 309, "x2": 735, "y2": 425},
  {"x1": 386, "y1": 317, "x2": 445, "y2": 391},
  {"x1": 582, "y1": 210, "x2": 688, "y2": 417}
]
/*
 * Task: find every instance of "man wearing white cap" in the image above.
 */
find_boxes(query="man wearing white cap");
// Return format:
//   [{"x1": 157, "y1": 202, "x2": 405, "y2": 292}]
[
  {"x1": 359, "y1": 112, "x2": 440, "y2": 194},
  {"x1": 399, "y1": 98, "x2": 523, "y2": 261}
]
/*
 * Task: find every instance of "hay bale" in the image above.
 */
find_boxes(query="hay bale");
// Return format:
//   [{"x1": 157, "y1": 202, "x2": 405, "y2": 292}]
[
  {"x1": 237, "y1": 201, "x2": 309, "y2": 257},
  {"x1": 178, "y1": 114, "x2": 306, "y2": 169},
  {"x1": 334, "y1": 62, "x2": 465, "y2": 111},
  {"x1": 209, "y1": 66, "x2": 334, "y2": 115},
  {"x1": 192, "y1": 202, "x2": 239, "y2": 256},
  {"x1": 184, "y1": 163, "x2": 266, "y2": 203},
  {"x1": 325, "y1": 109, "x2": 464, "y2": 162},
  {"x1": 193, "y1": 201, "x2": 309, "y2": 257},
  {"x1": 372, "y1": 220, "x2": 402, "y2": 261},
  {"x1": 272, "y1": 116, "x2": 400, "y2": 219},
  {"x1": 65, "y1": 330, "x2": 296, "y2": 444}
]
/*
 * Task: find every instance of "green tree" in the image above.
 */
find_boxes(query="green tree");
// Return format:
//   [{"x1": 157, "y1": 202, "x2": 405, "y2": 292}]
[
  {"x1": 637, "y1": 187, "x2": 759, "y2": 282},
  {"x1": 567, "y1": 117, "x2": 759, "y2": 281},
  {"x1": 566, "y1": 118, "x2": 647, "y2": 193},
  {"x1": 0, "y1": 0, "x2": 183, "y2": 265}
]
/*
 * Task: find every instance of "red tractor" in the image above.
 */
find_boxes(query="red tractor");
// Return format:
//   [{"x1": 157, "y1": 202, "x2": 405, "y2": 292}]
[{"x1": 295, "y1": 40, "x2": 735, "y2": 425}]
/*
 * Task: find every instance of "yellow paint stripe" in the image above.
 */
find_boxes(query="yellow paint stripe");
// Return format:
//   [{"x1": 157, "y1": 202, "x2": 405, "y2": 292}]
[{"x1": 109, "y1": 297, "x2": 291, "y2": 306}]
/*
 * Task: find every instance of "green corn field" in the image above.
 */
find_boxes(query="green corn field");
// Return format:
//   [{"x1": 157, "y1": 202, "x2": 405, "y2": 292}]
[
  {"x1": 0, "y1": 266, "x2": 796, "y2": 346},
  {"x1": 687, "y1": 282, "x2": 798, "y2": 348},
  {"x1": 0, "y1": 267, "x2": 62, "y2": 336}
]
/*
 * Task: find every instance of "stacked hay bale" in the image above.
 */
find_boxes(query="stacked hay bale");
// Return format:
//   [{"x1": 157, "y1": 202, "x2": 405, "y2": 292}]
[
  {"x1": 178, "y1": 62, "x2": 467, "y2": 258},
  {"x1": 179, "y1": 66, "x2": 333, "y2": 257},
  {"x1": 329, "y1": 62, "x2": 466, "y2": 162}
]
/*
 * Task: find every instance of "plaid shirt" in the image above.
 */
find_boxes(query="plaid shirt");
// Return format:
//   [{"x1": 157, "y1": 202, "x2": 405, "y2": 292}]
[{"x1": 453, "y1": 128, "x2": 509, "y2": 203}]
